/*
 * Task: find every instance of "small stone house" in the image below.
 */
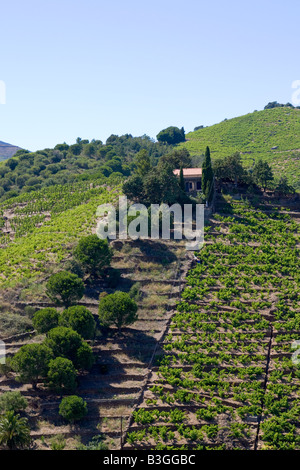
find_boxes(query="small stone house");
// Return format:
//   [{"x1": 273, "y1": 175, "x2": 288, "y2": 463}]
[{"x1": 173, "y1": 168, "x2": 202, "y2": 194}]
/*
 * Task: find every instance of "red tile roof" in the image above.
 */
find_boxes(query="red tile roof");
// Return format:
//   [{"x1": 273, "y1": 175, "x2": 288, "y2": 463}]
[{"x1": 173, "y1": 168, "x2": 202, "y2": 177}]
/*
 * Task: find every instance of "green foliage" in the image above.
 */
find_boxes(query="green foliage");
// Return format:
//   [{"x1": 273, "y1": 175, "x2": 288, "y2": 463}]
[
  {"x1": 252, "y1": 159, "x2": 274, "y2": 190},
  {"x1": 157, "y1": 126, "x2": 185, "y2": 145},
  {"x1": 46, "y1": 271, "x2": 85, "y2": 307},
  {"x1": 49, "y1": 434, "x2": 66, "y2": 450},
  {"x1": 75, "y1": 342, "x2": 94, "y2": 371},
  {"x1": 122, "y1": 175, "x2": 144, "y2": 202},
  {"x1": 98, "y1": 291, "x2": 138, "y2": 330},
  {"x1": 134, "y1": 149, "x2": 152, "y2": 177},
  {"x1": 76, "y1": 435, "x2": 108, "y2": 450},
  {"x1": 59, "y1": 395, "x2": 87, "y2": 423},
  {"x1": 74, "y1": 235, "x2": 112, "y2": 277},
  {"x1": 180, "y1": 107, "x2": 300, "y2": 189},
  {"x1": 213, "y1": 152, "x2": 245, "y2": 186},
  {"x1": 11, "y1": 343, "x2": 53, "y2": 387},
  {"x1": 202, "y1": 146, "x2": 214, "y2": 203},
  {"x1": 32, "y1": 307, "x2": 60, "y2": 334},
  {"x1": 275, "y1": 176, "x2": 295, "y2": 196},
  {"x1": 128, "y1": 198, "x2": 300, "y2": 450},
  {"x1": 0, "y1": 392, "x2": 28, "y2": 414},
  {"x1": 0, "y1": 184, "x2": 119, "y2": 289},
  {"x1": 44, "y1": 326, "x2": 82, "y2": 362},
  {"x1": 0, "y1": 134, "x2": 169, "y2": 200},
  {"x1": 45, "y1": 326, "x2": 93, "y2": 370},
  {"x1": 59, "y1": 305, "x2": 96, "y2": 339},
  {"x1": 0, "y1": 411, "x2": 31, "y2": 450},
  {"x1": 158, "y1": 148, "x2": 191, "y2": 169},
  {"x1": 47, "y1": 357, "x2": 77, "y2": 393},
  {"x1": 143, "y1": 164, "x2": 184, "y2": 205}
]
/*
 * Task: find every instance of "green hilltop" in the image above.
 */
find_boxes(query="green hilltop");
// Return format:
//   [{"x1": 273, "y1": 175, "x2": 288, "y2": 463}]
[{"x1": 180, "y1": 106, "x2": 300, "y2": 189}]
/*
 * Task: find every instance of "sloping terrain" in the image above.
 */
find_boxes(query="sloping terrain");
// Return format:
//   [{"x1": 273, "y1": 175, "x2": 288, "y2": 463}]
[
  {"x1": 1, "y1": 236, "x2": 193, "y2": 449},
  {"x1": 124, "y1": 193, "x2": 300, "y2": 450},
  {"x1": 180, "y1": 107, "x2": 300, "y2": 189},
  {"x1": 0, "y1": 141, "x2": 22, "y2": 161}
]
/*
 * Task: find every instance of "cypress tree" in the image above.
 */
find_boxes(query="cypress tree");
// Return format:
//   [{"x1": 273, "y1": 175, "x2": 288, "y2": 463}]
[
  {"x1": 202, "y1": 146, "x2": 214, "y2": 203},
  {"x1": 179, "y1": 166, "x2": 185, "y2": 192}
]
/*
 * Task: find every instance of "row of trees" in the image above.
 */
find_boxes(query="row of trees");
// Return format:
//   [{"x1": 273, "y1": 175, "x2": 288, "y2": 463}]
[
  {"x1": 0, "y1": 232, "x2": 139, "y2": 449},
  {"x1": 213, "y1": 151, "x2": 295, "y2": 194}
]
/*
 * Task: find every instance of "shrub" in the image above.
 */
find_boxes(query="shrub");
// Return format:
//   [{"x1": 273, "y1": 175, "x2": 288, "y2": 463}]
[
  {"x1": 59, "y1": 396, "x2": 87, "y2": 423},
  {"x1": 59, "y1": 306, "x2": 96, "y2": 339},
  {"x1": 46, "y1": 271, "x2": 85, "y2": 307},
  {"x1": 75, "y1": 342, "x2": 94, "y2": 371},
  {"x1": 33, "y1": 308, "x2": 60, "y2": 334},
  {"x1": 0, "y1": 392, "x2": 28, "y2": 414},
  {"x1": 74, "y1": 235, "x2": 112, "y2": 277},
  {"x1": 47, "y1": 357, "x2": 77, "y2": 393},
  {"x1": 45, "y1": 326, "x2": 94, "y2": 370},
  {"x1": 49, "y1": 434, "x2": 66, "y2": 450},
  {"x1": 98, "y1": 291, "x2": 138, "y2": 331},
  {"x1": 44, "y1": 326, "x2": 82, "y2": 363},
  {"x1": 11, "y1": 343, "x2": 53, "y2": 388}
]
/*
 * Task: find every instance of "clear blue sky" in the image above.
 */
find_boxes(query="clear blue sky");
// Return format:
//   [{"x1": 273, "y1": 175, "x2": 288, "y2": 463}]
[{"x1": 0, "y1": 0, "x2": 299, "y2": 151}]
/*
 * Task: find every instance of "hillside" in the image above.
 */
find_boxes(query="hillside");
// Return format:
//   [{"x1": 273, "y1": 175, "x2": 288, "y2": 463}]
[
  {"x1": 180, "y1": 107, "x2": 300, "y2": 189},
  {"x1": 0, "y1": 115, "x2": 299, "y2": 451},
  {"x1": 0, "y1": 141, "x2": 22, "y2": 161},
  {"x1": 0, "y1": 135, "x2": 170, "y2": 201}
]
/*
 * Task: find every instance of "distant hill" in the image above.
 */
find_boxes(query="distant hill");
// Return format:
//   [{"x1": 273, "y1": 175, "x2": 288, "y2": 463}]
[
  {"x1": 180, "y1": 107, "x2": 300, "y2": 189},
  {"x1": 0, "y1": 141, "x2": 22, "y2": 161}
]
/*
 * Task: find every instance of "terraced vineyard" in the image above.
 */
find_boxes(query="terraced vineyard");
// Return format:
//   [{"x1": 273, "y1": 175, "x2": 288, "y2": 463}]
[
  {"x1": 124, "y1": 194, "x2": 300, "y2": 450},
  {"x1": 180, "y1": 107, "x2": 300, "y2": 190},
  {"x1": 0, "y1": 235, "x2": 193, "y2": 449}
]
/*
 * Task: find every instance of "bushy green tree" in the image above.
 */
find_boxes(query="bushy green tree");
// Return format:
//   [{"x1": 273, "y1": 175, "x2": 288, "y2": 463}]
[
  {"x1": 59, "y1": 396, "x2": 87, "y2": 423},
  {"x1": 32, "y1": 308, "x2": 60, "y2": 334},
  {"x1": 158, "y1": 148, "x2": 191, "y2": 169},
  {"x1": 46, "y1": 271, "x2": 84, "y2": 307},
  {"x1": 59, "y1": 306, "x2": 96, "y2": 339},
  {"x1": 156, "y1": 126, "x2": 185, "y2": 144},
  {"x1": 0, "y1": 392, "x2": 28, "y2": 414},
  {"x1": 252, "y1": 159, "x2": 274, "y2": 191},
  {"x1": 213, "y1": 152, "x2": 245, "y2": 187},
  {"x1": 134, "y1": 149, "x2": 151, "y2": 177},
  {"x1": 143, "y1": 164, "x2": 183, "y2": 205},
  {"x1": 75, "y1": 342, "x2": 94, "y2": 371},
  {"x1": 44, "y1": 326, "x2": 82, "y2": 363},
  {"x1": 275, "y1": 176, "x2": 295, "y2": 196},
  {"x1": 74, "y1": 235, "x2": 112, "y2": 277},
  {"x1": 11, "y1": 343, "x2": 53, "y2": 388},
  {"x1": 47, "y1": 357, "x2": 77, "y2": 393},
  {"x1": 45, "y1": 326, "x2": 93, "y2": 370},
  {"x1": 122, "y1": 175, "x2": 144, "y2": 202},
  {"x1": 98, "y1": 291, "x2": 138, "y2": 331}
]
